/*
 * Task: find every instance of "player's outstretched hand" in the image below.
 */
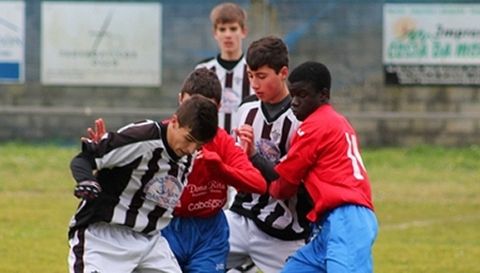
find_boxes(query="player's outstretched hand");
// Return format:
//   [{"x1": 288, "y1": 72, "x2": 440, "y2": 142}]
[
  {"x1": 81, "y1": 118, "x2": 106, "y2": 143},
  {"x1": 74, "y1": 180, "x2": 102, "y2": 200}
]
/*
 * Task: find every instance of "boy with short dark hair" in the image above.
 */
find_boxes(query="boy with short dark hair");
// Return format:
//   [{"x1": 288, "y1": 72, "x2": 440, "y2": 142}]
[
  {"x1": 269, "y1": 61, "x2": 378, "y2": 273},
  {"x1": 68, "y1": 94, "x2": 218, "y2": 273},
  {"x1": 226, "y1": 36, "x2": 311, "y2": 273}
]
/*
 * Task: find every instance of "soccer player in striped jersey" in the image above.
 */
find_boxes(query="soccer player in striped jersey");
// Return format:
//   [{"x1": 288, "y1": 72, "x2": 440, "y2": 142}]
[
  {"x1": 68, "y1": 95, "x2": 218, "y2": 273},
  {"x1": 79, "y1": 68, "x2": 267, "y2": 273},
  {"x1": 226, "y1": 36, "x2": 312, "y2": 273},
  {"x1": 269, "y1": 61, "x2": 378, "y2": 273},
  {"x1": 195, "y1": 2, "x2": 252, "y2": 134}
]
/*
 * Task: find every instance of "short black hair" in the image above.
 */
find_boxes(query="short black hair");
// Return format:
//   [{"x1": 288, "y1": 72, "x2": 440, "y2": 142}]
[
  {"x1": 246, "y1": 36, "x2": 288, "y2": 73},
  {"x1": 175, "y1": 94, "x2": 218, "y2": 143},
  {"x1": 180, "y1": 68, "x2": 222, "y2": 105},
  {"x1": 288, "y1": 61, "x2": 331, "y2": 95}
]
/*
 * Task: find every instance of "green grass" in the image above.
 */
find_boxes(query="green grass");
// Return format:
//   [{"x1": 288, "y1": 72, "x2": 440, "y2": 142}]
[
  {"x1": 0, "y1": 143, "x2": 479, "y2": 272},
  {"x1": 364, "y1": 145, "x2": 480, "y2": 273},
  {"x1": 0, "y1": 143, "x2": 78, "y2": 273}
]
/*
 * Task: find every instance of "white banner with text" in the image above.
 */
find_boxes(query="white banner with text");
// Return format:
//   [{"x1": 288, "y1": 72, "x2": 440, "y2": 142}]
[
  {"x1": 383, "y1": 4, "x2": 480, "y2": 85},
  {"x1": 41, "y1": 2, "x2": 162, "y2": 86}
]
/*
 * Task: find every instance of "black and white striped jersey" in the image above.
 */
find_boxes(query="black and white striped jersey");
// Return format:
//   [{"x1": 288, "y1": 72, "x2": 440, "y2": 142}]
[
  {"x1": 230, "y1": 96, "x2": 312, "y2": 241},
  {"x1": 69, "y1": 120, "x2": 193, "y2": 238},
  {"x1": 196, "y1": 56, "x2": 252, "y2": 133}
]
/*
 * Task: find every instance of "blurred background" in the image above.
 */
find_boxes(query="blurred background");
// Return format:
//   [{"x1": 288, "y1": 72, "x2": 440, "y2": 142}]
[{"x1": 0, "y1": 0, "x2": 479, "y2": 146}]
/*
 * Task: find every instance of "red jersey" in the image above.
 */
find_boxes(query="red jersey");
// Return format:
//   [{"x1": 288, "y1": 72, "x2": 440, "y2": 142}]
[
  {"x1": 275, "y1": 104, "x2": 374, "y2": 222},
  {"x1": 174, "y1": 128, "x2": 266, "y2": 218}
]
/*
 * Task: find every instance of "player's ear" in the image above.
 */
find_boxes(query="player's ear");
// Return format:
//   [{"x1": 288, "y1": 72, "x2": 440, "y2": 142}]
[
  {"x1": 241, "y1": 26, "x2": 248, "y2": 38},
  {"x1": 170, "y1": 114, "x2": 179, "y2": 129},
  {"x1": 178, "y1": 92, "x2": 191, "y2": 106},
  {"x1": 320, "y1": 88, "x2": 330, "y2": 102},
  {"x1": 279, "y1": 66, "x2": 289, "y2": 81}
]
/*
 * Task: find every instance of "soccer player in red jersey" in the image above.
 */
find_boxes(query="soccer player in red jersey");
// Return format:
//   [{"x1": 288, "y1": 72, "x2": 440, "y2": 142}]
[
  {"x1": 162, "y1": 68, "x2": 267, "y2": 273},
  {"x1": 268, "y1": 61, "x2": 378, "y2": 273}
]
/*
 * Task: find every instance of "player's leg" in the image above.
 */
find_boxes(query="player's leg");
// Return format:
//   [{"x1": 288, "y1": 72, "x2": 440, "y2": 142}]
[
  {"x1": 326, "y1": 205, "x2": 378, "y2": 273},
  {"x1": 68, "y1": 222, "x2": 140, "y2": 273},
  {"x1": 248, "y1": 223, "x2": 305, "y2": 273},
  {"x1": 161, "y1": 217, "x2": 198, "y2": 271},
  {"x1": 279, "y1": 223, "x2": 325, "y2": 273},
  {"x1": 136, "y1": 231, "x2": 182, "y2": 273},
  {"x1": 281, "y1": 205, "x2": 378, "y2": 273},
  {"x1": 225, "y1": 210, "x2": 255, "y2": 270},
  {"x1": 184, "y1": 212, "x2": 230, "y2": 273}
]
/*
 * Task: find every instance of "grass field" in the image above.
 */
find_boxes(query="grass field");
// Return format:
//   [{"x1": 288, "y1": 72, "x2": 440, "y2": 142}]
[{"x1": 0, "y1": 143, "x2": 479, "y2": 273}]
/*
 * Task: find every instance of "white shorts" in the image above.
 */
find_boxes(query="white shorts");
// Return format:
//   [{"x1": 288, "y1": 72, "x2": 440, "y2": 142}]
[
  {"x1": 225, "y1": 210, "x2": 305, "y2": 273},
  {"x1": 68, "y1": 222, "x2": 181, "y2": 273}
]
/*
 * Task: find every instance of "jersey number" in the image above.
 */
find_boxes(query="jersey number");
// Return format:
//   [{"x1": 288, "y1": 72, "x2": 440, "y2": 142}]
[{"x1": 345, "y1": 133, "x2": 366, "y2": 180}]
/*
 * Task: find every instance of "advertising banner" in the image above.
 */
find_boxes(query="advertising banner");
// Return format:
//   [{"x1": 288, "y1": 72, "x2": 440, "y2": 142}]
[
  {"x1": 383, "y1": 4, "x2": 480, "y2": 85},
  {"x1": 42, "y1": 2, "x2": 162, "y2": 86},
  {"x1": 0, "y1": 1, "x2": 25, "y2": 83}
]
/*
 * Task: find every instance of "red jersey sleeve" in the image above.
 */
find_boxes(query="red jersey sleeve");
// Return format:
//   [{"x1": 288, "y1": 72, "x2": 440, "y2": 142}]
[
  {"x1": 212, "y1": 129, "x2": 267, "y2": 194},
  {"x1": 274, "y1": 121, "x2": 322, "y2": 185}
]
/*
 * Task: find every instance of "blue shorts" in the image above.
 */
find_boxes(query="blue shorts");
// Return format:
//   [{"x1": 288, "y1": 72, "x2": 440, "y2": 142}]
[
  {"x1": 281, "y1": 205, "x2": 378, "y2": 273},
  {"x1": 161, "y1": 211, "x2": 229, "y2": 273}
]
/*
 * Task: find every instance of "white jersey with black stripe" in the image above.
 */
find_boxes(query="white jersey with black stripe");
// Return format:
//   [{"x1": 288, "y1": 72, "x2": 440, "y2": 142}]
[
  {"x1": 196, "y1": 56, "x2": 252, "y2": 133},
  {"x1": 230, "y1": 97, "x2": 312, "y2": 241},
  {"x1": 69, "y1": 120, "x2": 193, "y2": 237}
]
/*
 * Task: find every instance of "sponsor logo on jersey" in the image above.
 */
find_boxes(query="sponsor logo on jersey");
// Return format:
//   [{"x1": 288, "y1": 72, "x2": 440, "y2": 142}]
[
  {"x1": 184, "y1": 180, "x2": 226, "y2": 196},
  {"x1": 144, "y1": 175, "x2": 182, "y2": 209},
  {"x1": 187, "y1": 198, "x2": 226, "y2": 211},
  {"x1": 297, "y1": 128, "x2": 305, "y2": 137},
  {"x1": 256, "y1": 138, "x2": 281, "y2": 163}
]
